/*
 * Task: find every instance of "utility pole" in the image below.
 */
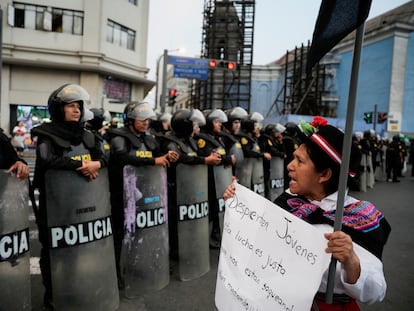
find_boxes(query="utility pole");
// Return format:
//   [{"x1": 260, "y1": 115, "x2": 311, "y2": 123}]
[
  {"x1": 160, "y1": 49, "x2": 168, "y2": 113},
  {"x1": 373, "y1": 103, "x2": 377, "y2": 132}
]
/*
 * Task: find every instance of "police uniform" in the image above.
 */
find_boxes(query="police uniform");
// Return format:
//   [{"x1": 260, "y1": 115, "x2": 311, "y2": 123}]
[
  {"x1": 32, "y1": 121, "x2": 105, "y2": 306},
  {"x1": 107, "y1": 126, "x2": 163, "y2": 284},
  {"x1": 195, "y1": 130, "x2": 233, "y2": 247}
]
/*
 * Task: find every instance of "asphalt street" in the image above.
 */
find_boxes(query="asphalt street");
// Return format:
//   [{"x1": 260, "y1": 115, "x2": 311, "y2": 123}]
[{"x1": 22, "y1": 149, "x2": 414, "y2": 310}]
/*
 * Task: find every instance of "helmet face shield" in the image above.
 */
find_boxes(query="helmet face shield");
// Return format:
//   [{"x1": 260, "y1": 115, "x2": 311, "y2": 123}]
[
  {"x1": 56, "y1": 84, "x2": 91, "y2": 106},
  {"x1": 48, "y1": 84, "x2": 90, "y2": 122},
  {"x1": 229, "y1": 107, "x2": 248, "y2": 120},
  {"x1": 127, "y1": 102, "x2": 156, "y2": 121},
  {"x1": 208, "y1": 109, "x2": 228, "y2": 123},
  {"x1": 191, "y1": 109, "x2": 206, "y2": 126}
]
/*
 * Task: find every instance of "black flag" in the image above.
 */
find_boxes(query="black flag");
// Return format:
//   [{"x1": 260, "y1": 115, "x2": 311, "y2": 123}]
[{"x1": 306, "y1": 0, "x2": 372, "y2": 73}]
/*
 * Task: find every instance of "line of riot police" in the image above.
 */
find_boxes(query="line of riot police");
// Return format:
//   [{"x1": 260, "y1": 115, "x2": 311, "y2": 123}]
[{"x1": 2, "y1": 83, "x2": 383, "y2": 311}]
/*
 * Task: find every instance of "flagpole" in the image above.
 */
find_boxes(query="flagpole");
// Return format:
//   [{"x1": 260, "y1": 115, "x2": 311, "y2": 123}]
[{"x1": 325, "y1": 22, "x2": 366, "y2": 303}]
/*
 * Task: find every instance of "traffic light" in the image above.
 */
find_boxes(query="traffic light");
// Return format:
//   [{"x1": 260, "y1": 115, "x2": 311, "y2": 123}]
[
  {"x1": 168, "y1": 88, "x2": 177, "y2": 106},
  {"x1": 377, "y1": 112, "x2": 387, "y2": 124},
  {"x1": 208, "y1": 59, "x2": 237, "y2": 71},
  {"x1": 363, "y1": 112, "x2": 373, "y2": 124}
]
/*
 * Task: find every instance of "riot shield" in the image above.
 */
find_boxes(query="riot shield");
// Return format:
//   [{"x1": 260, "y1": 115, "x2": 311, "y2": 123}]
[
  {"x1": 0, "y1": 171, "x2": 31, "y2": 311},
  {"x1": 45, "y1": 168, "x2": 119, "y2": 311},
  {"x1": 176, "y1": 163, "x2": 209, "y2": 281},
  {"x1": 235, "y1": 157, "x2": 253, "y2": 189},
  {"x1": 122, "y1": 165, "x2": 169, "y2": 298},
  {"x1": 213, "y1": 165, "x2": 233, "y2": 238},
  {"x1": 251, "y1": 157, "x2": 265, "y2": 197},
  {"x1": 229, "y1": 142, "x2": 244, "y2": 169},
  {"x1": 268, "y1": 157, "x2": 284, "y2": 201}
]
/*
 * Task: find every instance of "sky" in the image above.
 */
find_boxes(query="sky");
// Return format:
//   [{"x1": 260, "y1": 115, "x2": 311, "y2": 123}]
[{"x1": 145, "y1": 0, "x2": 409, "y2": 99}]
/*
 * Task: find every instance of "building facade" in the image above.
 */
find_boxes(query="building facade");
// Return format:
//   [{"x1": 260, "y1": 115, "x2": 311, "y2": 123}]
[
  {"x1": 251, "y1": 1, "x2": 414, "y2": 137},
  {"x1": 1, "y1": 0, "x2": 153, "y2": 134}
]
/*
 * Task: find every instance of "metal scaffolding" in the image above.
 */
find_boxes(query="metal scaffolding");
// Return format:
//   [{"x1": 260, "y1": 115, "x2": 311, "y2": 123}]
[
  {"x1": 194, "y1": 0, "x2": 255, "y2": 112},
  {"x1": 265, "y1": 43, "x2": 337, "y2": 119}
]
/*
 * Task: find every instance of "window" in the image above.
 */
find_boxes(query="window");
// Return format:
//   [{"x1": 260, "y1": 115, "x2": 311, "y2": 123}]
[
  {"x1": 104, "y1": 76, "x2": 132, "y2": 102},
  {"x1": 106, "y1": 20, "x2": 135, "y2": 51},
  {"x1": 10, "y1": 2, "x2": 83, "y2": 35}
]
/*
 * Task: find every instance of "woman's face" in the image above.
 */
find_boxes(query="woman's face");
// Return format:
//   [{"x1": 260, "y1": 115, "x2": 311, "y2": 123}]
[
  {"x1": 212, "y1": 119, "x2": 222, "y2": 134},
  {"x1": 287, "y1": 144, "x2": 327, "y2": 200},
  {"x1": 133, "y1": 119, "x2": 150, "y2": 133},
  {"x1": 64, "y1": 102, "x2": 81, "y2": 122}
]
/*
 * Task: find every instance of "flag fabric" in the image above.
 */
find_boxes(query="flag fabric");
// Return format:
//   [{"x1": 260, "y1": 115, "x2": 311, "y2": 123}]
[{"x1": 306, "y1": 0, "x2": 372, "y2": 73}]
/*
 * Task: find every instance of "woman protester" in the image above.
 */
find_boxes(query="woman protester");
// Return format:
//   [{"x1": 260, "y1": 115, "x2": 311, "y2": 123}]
[{"x1": 224, "y1": 116, "x2": 391, "y2": 311}]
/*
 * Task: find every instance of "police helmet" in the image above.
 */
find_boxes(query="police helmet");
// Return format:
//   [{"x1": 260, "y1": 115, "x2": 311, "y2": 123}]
[
  {"x1": 192, "y1": 109, "x2": 206, "y2": 127},
  {"x1": 171, "y1": 109, "x2": 198, "y2": 137},
  {"x1": 284, "y1": 122, "x2": 299, "y2": 136},
  {"x1": 205, "y1": 109, "x2": 227, "y2": 132},
  {"x1": 87, "y1": 108, "x2": 109, "y2": 131},
  {"x1": 264, "y1": 124, "x2": 277, "y2": 136},
  {"x1": 126, "y1": 102, "x2": 156, "y2": 123},
  {"x1": 48, "y1": 84, "x2": 90, "y2": 122},
  {"x1": 249, "y1": 112, "x2": 264, "y2": 123},
  {"x1": 241, "y1": 112, "x2": 261, "y2": 134},
  {"x1": 159, "y1": 112, "x2": 172, "y2": 123},
  {"x1": 224, "y1": 106, "x2": 248, "y2": 130}
]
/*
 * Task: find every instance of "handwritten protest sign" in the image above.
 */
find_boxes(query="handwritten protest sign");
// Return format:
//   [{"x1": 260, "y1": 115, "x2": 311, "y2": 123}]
[{"x1": 215, "y1": 183, "x2": 331, "y2": 311}]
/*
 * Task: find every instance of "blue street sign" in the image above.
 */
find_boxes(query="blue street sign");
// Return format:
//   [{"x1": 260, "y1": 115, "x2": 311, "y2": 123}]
[
  {"x1": 173, "y1": 65, "x2": 208, "y2": 80},
  {"x1": 168, "y1": 56, "x2": 209, "y2": 68}
]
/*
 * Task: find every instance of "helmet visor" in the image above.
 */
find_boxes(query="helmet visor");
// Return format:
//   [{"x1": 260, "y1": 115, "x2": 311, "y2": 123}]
[{"x1": 57, "y1": 84, "x2": 91, "y2": 106}]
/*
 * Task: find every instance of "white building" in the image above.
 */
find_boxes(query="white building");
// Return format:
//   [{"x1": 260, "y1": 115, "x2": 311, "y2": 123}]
[{"x1": 1, "y1": 0, "x2": 154, "y2": 134}]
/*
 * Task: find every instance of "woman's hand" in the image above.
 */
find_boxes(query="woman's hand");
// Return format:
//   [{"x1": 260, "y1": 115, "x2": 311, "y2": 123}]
[
  {"x1": 223, "y1": 180, "x2": 237, "y2": 201},
  {"x1": 167, "y1": 150, "x2": 180, "y2": 163},
  {"x1": 324, "y1": 231, "x2": 361, "y2": 284},
  {"x1": 76, "y1": 160, "x2": 101, "y2": 180},
  {"x1": 7, "y1": 161, "x2": 30, "y2": 180}
]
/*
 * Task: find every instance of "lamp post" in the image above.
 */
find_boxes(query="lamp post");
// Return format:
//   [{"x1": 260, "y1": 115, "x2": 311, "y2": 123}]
[
  {"x1": 159, "y1": 49, "x2": 168, "y2": 113},
  {"x1": 155, "y1": 48, "x2": 181, "y2": 113}
]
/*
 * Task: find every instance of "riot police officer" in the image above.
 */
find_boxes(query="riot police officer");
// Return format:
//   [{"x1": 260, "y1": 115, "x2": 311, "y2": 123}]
[
  {"x1": 161, "y1": 109, "x2": 220, "y2": 279},
  {"x1": 31, "y1": 84, "x2": 116, "y2": 309},
  {"x1": 195, "y1": 109, "x2": 234, "y2": 248},
  {"x1": 259, "y1": 123, "x2": 286, "y2": 200},
  {"x1": 235, "y1": 112, "x2": 271, "y2": 196},
  {"x1": 222, "y1": 106, "x2": 247, "y2": 174},
  {"x1": 107, "y1": 102, "x2": 179, "y2": 291}
]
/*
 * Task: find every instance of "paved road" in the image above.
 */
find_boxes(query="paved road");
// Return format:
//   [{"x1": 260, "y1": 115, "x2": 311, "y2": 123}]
[{"x1": 23, "y1": 149, "x2": 413, "y2": 310}]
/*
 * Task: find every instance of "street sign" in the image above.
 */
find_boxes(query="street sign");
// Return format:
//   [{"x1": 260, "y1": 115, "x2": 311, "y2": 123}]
[
  {"x1": 173, "y1": 65, "x2": 208, "y2": 80},
  {"x1": 168, "y1": 56, "x2": 209, "y2": 68}
]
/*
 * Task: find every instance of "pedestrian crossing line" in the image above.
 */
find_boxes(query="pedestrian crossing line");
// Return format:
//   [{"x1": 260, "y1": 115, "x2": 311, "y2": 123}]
[{"x1": 30, "y1": 256, "x2": 41, "y2": 275}]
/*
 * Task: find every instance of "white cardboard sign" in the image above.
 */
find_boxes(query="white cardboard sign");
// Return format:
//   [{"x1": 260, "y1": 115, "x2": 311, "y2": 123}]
[{"x1": 215, "y1": 183, "x2": 331, "y2": 311}]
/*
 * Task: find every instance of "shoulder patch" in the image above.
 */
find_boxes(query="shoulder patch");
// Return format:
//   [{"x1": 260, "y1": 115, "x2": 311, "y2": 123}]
[
  {"x1": 197, "y1": 138, "x2": 206, "y2": 148},
  {"x1": 268, "y1": 139, "x2": 273, "y2": 146},
  {"x1": 241, "y1": 137, "x2": 248, "y2": 145}
]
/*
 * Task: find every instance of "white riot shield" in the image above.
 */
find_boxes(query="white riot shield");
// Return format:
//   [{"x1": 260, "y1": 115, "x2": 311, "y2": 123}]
[
  {"x1": 122, "y1": 165, "x2": 169, "y2": 298},
  {"x1": 45, "y1": 169, "x2": 119, "y2": 311},
  {"x1": 235, "y1": 158, "x2": 253, "y2": 189},
  {"x1": 176, "y1": 163, "x2": 209, "y2": 281},
  {"x1": 251, "y1": 157, "x2": 265, "y2": 197},
  {"x1": 269, "y1": 157, "x2": 284, "y2": 201},
  {"x1": 0, "y1": 171, "x2": 31, "y2": 311},
  {"x1": 213, "y1": 165, "x2": 233, "y2": 238}
]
